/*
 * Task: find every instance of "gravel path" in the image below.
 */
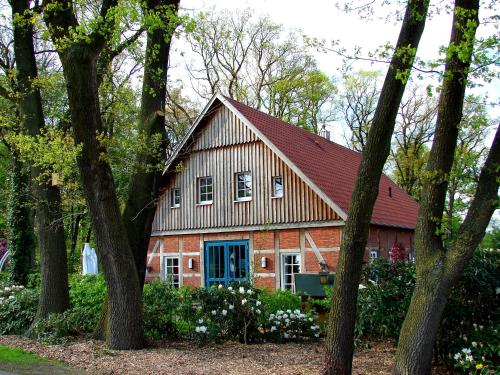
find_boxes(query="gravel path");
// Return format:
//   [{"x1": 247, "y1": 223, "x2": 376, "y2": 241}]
[{"x1": 0, "y1": 336, "x2": 416, "y2": 374}]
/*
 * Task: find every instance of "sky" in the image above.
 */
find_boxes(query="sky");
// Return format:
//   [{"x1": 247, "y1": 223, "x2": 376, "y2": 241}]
[{"x1": 173, "y1": 0, "x2": 499, "y2": 144}]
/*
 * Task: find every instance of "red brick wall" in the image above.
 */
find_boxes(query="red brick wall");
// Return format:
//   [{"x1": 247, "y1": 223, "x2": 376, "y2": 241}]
[
  {"x1": 147, "y1": 225, "x2": 414, "y2": 289},
  {"x1": 279, "y1": 229, "x2": 300, "y2": 249}
]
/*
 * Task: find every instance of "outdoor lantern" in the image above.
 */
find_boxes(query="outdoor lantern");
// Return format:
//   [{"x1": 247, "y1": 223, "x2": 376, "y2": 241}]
[
  {"x1": 319, "y1": 262, "x2": 329, "y2": 285},
  {"x1": 188, "y1": 258, "x2": 194, "y2": 269},
  {"x1": 261, "y1": 256, "x2": 267, "y2": 268}
]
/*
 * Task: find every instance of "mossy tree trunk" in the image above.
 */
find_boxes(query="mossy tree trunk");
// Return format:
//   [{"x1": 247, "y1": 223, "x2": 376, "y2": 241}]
[
  {"x1": 322, "y1": 1, "x2": 430, "y2": 373},
  {"x1": 393, "y1": 1, "x2": 499, "y2": 373},
  {"x1": 11, "y1": 0, "x2": 70, "y2": 318}
]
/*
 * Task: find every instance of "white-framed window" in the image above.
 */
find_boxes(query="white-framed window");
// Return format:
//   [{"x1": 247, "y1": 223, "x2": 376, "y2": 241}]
[
  {"x1": 272, "y1": 176, "x2": 283, "y2": 198},
  {"x1": 235, "y1": 172, "x2": 252, "y2": 201},
  {"x1": 369, "y1": 249, "x2": 378, "y2": 262},
  {"x1": 164, "y1": 256, "x2": 180, "y2": 287},
  {"x1": 198, "y1": 176, "x2": 213, "y2": 204},
  {"x1": 281, "y1": 253, "x2": 300, "y2": 291},
  {"x1": 171, "y1": 188, "x2": 180, "y2": 208}
]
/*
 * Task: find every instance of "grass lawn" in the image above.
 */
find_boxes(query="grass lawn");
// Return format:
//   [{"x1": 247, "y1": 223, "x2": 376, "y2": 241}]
[{"x1": 0, "y1": 345, "x2": 83, "y2": 375}]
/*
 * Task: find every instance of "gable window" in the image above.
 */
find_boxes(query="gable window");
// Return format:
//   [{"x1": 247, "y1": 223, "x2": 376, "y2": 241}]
[
  {"x1": 164, "y1": 256, "x2": 180, "y2": 287},
  {"x1": 171, "y1": 188, "x2": 181, "y2": 208},
  {"x1": 235, "y1": 172, "x2": 252, "y2": 201},
  {"x1": 272, "y1": 176, "x2": 283, "y2": 198},
  {"x1": 198, "y1": 177, "x2": 213, "y2": 204},
  {"x1": 369, "y1": 249, "x2": 378, "y2": 262},
  {"x1": 281, "y1": 253, "x2": 300, "y2": 291}
]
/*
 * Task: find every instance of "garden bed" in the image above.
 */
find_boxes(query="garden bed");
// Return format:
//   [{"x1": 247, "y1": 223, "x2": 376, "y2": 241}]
[{"x1": 0, "y1": 335, "x2": 407, "y2": 374}]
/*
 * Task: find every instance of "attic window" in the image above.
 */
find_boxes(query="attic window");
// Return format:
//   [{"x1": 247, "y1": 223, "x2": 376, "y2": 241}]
[
  {"x1": 171, "y1": 188, "x2": 180, "y2": 208},
  {"x1": 198, "y1": 177, "x2": 213, "y2": 204},
  {"x1": 272, "y1": 176, "x2": 283, "y2": 198},
  {"x1": 235, "y1": 172, "x2": 252, "y2": 201}
]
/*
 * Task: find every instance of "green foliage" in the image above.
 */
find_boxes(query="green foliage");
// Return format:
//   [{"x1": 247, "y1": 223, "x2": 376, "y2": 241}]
[
  {"x1": 68, "y1": 274, "x2": 107, "y2": 332},
  {"x1": 259, "y1": 288, "x2": 301, "y2": 316},
  {"x1": 355, "y1": 259, "x2": 416, "y2": 338},
  {"x1": 142, "y1": 280, "x2": 181, "y2": 339},
  {"x1": 33, "y1": 311, "x2": 76, "y2": 344},
  {"x1": 437, "y1": 249, "x2": 499, "y2": 372},
  {"x1": 0, "y1": 284, "x2": 38, "y2": 335}
]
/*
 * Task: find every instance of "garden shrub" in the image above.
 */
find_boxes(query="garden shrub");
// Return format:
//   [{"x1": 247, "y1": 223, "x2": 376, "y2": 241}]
[
  {"x1": 355, "y1": 258, "x2": 415, "y2": 339},
  {"x1": 0, "y1": 284, "x2": 38, "y2": 334},
  {"x1": 33, "y1": 311, "x2": 76, "y2": 344},
  {"x1": 68, "y1": 274, "x2": 106, "y2": 332},
  {"x1": 142, "y1": 280, "x2": 181, "y2": 339},
  {"x1": 438, "y1": 249, "x2": 499, "y2": 372},
  {"x1": 263, "y1": 308, "x2": 320, "y2": 342},
  {"x1": 259, "y1": 288, "x2": 301, "y2": 316}
]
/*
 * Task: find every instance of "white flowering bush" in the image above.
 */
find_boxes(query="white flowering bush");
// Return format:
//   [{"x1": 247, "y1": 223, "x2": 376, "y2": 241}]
[
  {"x1": 451, "y1": 323, "x2": 499, "y2": 374},
  {"x1": 264, "y1": 309, "x2": 320, "y2": 342},
  {"x1": 190, "y1": 283, "x2": 264, "y2": 344},
  {"x1": 0, "y1": 284, "x2": 38, "y2": 334}
]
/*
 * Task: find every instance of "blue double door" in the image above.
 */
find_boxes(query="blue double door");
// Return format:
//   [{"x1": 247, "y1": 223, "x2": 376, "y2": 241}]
[{"x1": 204, "y1": 240, "x2": 249, "y2": 287}]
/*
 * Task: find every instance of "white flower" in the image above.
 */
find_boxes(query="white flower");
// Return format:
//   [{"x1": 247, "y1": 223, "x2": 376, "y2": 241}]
[
  {"x1": 269, "y1": 314, "x2": 275, "y2": 319},
  {"x1": 270, "y1": 326, "x2": 277, "y2": 332},
  {"x1": 8, "y1": 295, "x2": 14, "y2": 300},
  {"x1": 462, "y1": 348, "x2": 471, "y2": 354},
  {"x1": 211, "y1": 310, "x2": 217, "y2": 315},
  {"x1": 256, "y1": 300, "x2": 261, "y2": 306},
  {"x1": 286, "y1": 309, "x2": 292, "y2": 314},
  {"x1": 472, "y1": 341, "x2": 477, "y2": 348},
  {"x1": 246, "y1": 289, "x2": 253, "y2": 295},
  {"x1": 222, "y1": 309, "x2": 227, "y2": 316},
  {"x1": 309, "y1": 317, "x2": 313, "y2": 322},
  {"x1": 241, "y1": 298, "x2": 247, "y2": 305},
  {"x1": 311, "y1": 325, "x2": 319, "y2": 330},
  {"x1": 228, "y1": 304, "x2": 234, "y2": 310},
  {"x1": 228, "y1": 286, "x2": 233, "y2": 291},
  {"x1": 283, "y1": 314, "x2": 289, "y2": 319},
  {"x1": 314, "y1": 333, "x2": 319, "y2": 338},
  {"x1": 294, "y1": 309, "x2": 300, "y2": 314},
  {"x1": 290, "y1": 314, "x2": 296, "y2": 319},
  {"x1": 277, "y1": 310, "x2": 284, "y2": 315},
  {"x1": 256, "y1": 309, "x2": 261, "y2": 315},
  {"x1": 454, "y1": 353, "x2": 461, "y2": 360},
  {"x1": 197, "y1": 318, "x2": 204, "y2": 324},
  {"x1": 218, "y1": 284, "x2": 223, "y2": 289},
  {"x1": 195, "y1": 326, "x2": 200, "y2": 333},
  {"x1": 199, "y1": 325, "x2": 207, "y2": 333},
  {"x1": 239, "y1": 286, "x2": 245, "y2": 294},
  {"x1": 479, "y1": 325, "x2": 484, "y2": 330}
]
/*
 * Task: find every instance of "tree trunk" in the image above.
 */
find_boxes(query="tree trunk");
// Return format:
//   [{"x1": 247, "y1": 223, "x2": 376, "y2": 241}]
[
  {"x1": 11, "y1": 0, "x2": 70, "y2": 317},
  {"x1": 122, "y1": 0, "x2": 179, "y2": 288},
  {"x1": 7, "y1": 151, "x2": 36, "y2": 285},
  {"x1": 60, "y1": 52, "x2": 144, "y2": 349},
  {"x1": 393, "y1": 1, "x2": 492, "y2": 373},
  {"x1": 68, "y1": 212, "x2": 83, "y2": 273},
  {"x1": 322, "y1": 1, "x2": 429, "y2": 373}
]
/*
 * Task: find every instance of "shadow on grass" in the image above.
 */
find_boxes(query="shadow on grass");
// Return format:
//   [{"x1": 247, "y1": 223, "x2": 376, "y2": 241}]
[{"x1": 0, "y1": 345, "x2": 84, "y2": 375}]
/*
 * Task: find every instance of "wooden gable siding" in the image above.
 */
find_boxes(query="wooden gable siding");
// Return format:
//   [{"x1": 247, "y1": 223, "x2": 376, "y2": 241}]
[{"x1": 152, "y1": 107, "x2": 340, "y2": 233}]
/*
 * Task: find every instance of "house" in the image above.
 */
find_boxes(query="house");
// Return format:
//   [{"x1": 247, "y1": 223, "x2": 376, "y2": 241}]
[{"x1": 146, "y1": 93, "x2": 419, "y2": 290}]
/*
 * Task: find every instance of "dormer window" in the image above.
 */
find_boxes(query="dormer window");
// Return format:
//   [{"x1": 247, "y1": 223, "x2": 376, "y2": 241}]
[
  {"x1": 171, "y1": 188, "x2": 180, "y2": 208},
  {"x1": 198, "y1": 177, "x2": 213, "y2": 204},
  {"x1": 272, "y1": 176, "x2": 283, "y2": 198},
  {"x1": 235, "y1": 172, "x2": 252, "y2": 201}
]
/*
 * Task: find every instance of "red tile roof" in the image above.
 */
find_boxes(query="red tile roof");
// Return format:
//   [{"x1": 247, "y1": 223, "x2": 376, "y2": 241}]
[{"x1": 225, "y1": 97, "x2": 419, "y2": 229}]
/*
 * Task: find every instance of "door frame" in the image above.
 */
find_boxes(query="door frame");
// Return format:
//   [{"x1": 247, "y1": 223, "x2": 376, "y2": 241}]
[{"x1": 204, "y1": 240, "x2": 249, "y2": 287}]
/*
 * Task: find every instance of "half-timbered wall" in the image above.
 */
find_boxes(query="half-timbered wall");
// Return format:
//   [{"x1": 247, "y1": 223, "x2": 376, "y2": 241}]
[{"x1": 152, "y1": 106, "x2": 340, "y2": 233}]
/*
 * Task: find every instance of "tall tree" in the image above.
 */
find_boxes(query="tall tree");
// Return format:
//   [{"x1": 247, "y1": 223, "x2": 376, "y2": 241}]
[
  {"x1": 322, "y1": 0, "x2": 430, "y2": 373},
  {"x1": 337, "y1": 70, "x2": 380, "y2": 151},
  {"x1": 391, "y1": 85, "x2": 436, "y2": 200},
  {"x1": 393, "y1": 1, "x2": 499, "y2": 372},
  {"x1": 43, "y1": 0, "x2": 180, "y2": 349},
  {"x1": 10, "y1": 0, "x2": 70, "y2": 317}
]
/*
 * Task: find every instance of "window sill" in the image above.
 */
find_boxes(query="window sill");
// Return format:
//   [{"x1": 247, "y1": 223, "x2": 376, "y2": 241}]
[
  {"x1": 196, "y1": 201, "x2": 213, "y2": 206},
  {"x1": 271, "y1": 196, "x2": 283, "y2": 199},
  {"x1": 170, "y1": 206, "x2": 180, "y2": 209},
  {"x1": 234, "y1": 198, "x2": 252, "y2": 203}
]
